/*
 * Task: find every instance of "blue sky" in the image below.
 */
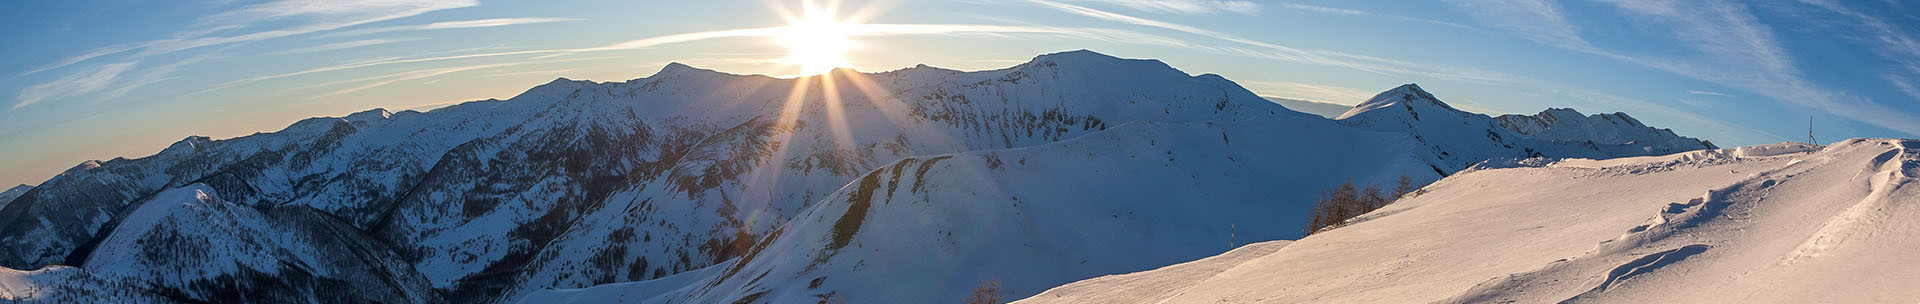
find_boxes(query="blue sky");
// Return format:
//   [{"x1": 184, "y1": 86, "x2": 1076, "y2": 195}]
[{"x1": 2, "y1": 0, "x2": 1918, "y2": 187}]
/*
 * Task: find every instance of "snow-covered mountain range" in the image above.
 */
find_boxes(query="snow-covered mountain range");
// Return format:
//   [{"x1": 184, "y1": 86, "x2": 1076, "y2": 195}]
[
  {"x1": 1019, "y1": 138, "x2": 1917, "y2": 303},
  {"x1": 0, "y1": 50, "x2": 1714, "y2": 303}
]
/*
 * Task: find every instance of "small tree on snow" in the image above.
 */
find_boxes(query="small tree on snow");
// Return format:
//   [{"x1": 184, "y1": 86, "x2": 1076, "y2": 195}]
[
  {"x1": 1304, "y1": 173, "x2": 1416, "y2": 236},
  {"x1": 1393, "y1": 174, "x2": 1416, "y2": 199},
  {"x1": 965, "y1": 279, "x2": 1003, "y2": 304}
]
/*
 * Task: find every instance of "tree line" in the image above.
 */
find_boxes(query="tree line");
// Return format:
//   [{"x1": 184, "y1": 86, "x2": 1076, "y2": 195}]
[{"x1": 1304, "y1": 174, "x2": 1417, "y2": 236}]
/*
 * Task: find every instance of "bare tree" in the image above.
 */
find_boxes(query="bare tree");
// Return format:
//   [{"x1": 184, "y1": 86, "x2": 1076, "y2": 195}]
[
  {"x1": 1305, "y1": 174, "x2": 1415, "y2": 236},
  {"x1": 1393, "y1": 173, "x2": 1416, "y2": 199},
  {"x1": 965, "y1": 279, "x2": 1003, "y2": 304}
]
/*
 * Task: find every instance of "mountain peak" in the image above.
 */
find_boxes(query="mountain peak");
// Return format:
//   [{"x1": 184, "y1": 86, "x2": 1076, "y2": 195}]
[
  {"x1": 346, "y1": 108, "x2": 391, "y2": 121},
  {"x1": 653, "y1": 62, "x2": 698, "y2": 76},
  {"x1": 1033, "y1": 49, "x2": 1118, "y2": 61},
  {"x1": 165, "y1": 136, "x2": 213, "y2": 152},
  {"x1": 1337, "y1": 83, "x2": 1454, "y2": 119},
  {"x1": 651, "y1": 62, "x2": 735, "y2": 79}
]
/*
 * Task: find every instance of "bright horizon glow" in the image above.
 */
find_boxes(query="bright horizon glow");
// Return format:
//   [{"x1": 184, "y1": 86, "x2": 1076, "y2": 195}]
[{"x1": 777, "y1": 1, "x2": 857, "y2": 76}]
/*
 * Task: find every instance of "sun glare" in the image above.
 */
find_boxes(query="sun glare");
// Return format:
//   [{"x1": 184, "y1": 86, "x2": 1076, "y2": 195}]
[{"x1": 777, "y1": 2, "x2": 857, "y2": 76}]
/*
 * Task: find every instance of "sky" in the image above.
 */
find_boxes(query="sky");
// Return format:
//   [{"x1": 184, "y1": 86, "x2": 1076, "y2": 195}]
[{"x1": 2, "y1": 0, "x2": 1918, "y2": 187}]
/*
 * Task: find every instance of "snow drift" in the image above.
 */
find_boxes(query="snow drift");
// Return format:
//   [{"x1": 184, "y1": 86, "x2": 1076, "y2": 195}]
[{"x1": 1020, "y1": 139, "x2": 1919, "y2": 303}]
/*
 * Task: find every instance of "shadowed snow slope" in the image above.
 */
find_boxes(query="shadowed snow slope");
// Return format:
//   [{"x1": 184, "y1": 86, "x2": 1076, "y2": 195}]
[
  {"x1": 517, "y1": 117, "x2": 1438, "y2": 303},
  {"x1": 1018, "y1": 139, "x2": 1920, "y2": 303}
]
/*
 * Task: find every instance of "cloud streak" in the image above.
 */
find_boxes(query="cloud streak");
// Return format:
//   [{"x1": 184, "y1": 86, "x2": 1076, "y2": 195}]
[
  {"x1": 15, "y1": 62, "x2": 137, "y2": 109},
  {"x1": 24, "y1": 0, "x2": 478, "y2": 77},
  {"x1": 1446, "y1": 0, "x2": 1920, "y2": 137},
  {"x1": 1272, "y1": 2, "x2": 1473, "y2": 29},
  {"x1": 265, "y1": 38, "x2": 420, "y2": 56},
  {"x1": 317, "y1": 17, "x2": 583, "y2": 38},
  {"x1": 1686, "y1": 90, "x2": 1734, "y2": 97},
  {"x1": 1027, "y1": 0, "x2": 1518, "y2": 83},
  {"x1": 1062, "y1": 0, "x2": 1259, "y2": 15},
  {"x1": 13, "y1": 0, "x2": 482, "y2": 109}
]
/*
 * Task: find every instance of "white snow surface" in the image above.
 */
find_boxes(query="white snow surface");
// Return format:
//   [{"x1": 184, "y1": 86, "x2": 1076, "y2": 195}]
[
  {"x1": 1017, "y1": 139, "x2": 1920, "y2": 303},
  {"x1": 1021, "y1": 240, "x2": 1291, "y2": 304}
]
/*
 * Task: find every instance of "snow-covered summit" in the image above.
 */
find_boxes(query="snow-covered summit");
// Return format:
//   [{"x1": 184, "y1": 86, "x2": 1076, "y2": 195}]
[
  {"x1": 1337, "y1": 83, "x2": 1449, "y2": 120},
  {"x1": 648, "y1": 62, "x2": 739, "y2": 79}
]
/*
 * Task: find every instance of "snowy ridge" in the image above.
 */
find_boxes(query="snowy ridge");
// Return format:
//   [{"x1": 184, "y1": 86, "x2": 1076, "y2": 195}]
[
  {"x1": 1335, "y1": 84, "x2": 1714, "y2": 173},
  {"x1": 0, "y1": 50, "x2": 1718, "y2": 303},
  {"x1": 1494, "y1": 108, "x2": 1712, "y2": 149},
  {"x1": 1020, "y1": 139, "x2": 1920, "y2": 303},
  {"x1": 0, "y1": 185, "x2": 28, "y2": 210}
]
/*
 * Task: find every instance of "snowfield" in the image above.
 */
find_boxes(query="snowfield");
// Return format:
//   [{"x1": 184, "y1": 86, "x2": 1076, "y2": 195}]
[{"x1": 1018, "y1": 139, "x2": 1920, "y2": 303}]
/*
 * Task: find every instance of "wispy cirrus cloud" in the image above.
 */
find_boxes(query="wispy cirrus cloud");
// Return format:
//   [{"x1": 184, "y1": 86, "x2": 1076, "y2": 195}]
[
  {"x1": 317, "y1": 17, "x2": 582, "y2": 38},
  {"x1": 304, "y1": 56, "x2": 615, "y2": 100},
  {"x1": 1686, "y1": 90, "x2": 1734, "y2": 97},
  {"x1": 13, "y1": 0, "x2": 480, "y2": 109},
  {"x1": 1061, "y1": 0, "x2": 1259, "y2": 15},
  {"x1": 1441, "y1": 0, "x2": 1589, "y2": 49},
  {"x1": 15, "y1": 63, "x2": 138, "y2": 109},
  {"x1": 1446, "y1": 0, "x2": 1920, "y2": 136},
  {"x1": 1026, "y1": 0, "x2": 1518, "y2": 83},
  {"x1": 23, "y1": 0, "x2": 478, "y2": 77},
  {"x1": 97, "y1": 53, "x2": 225, "y2": 102},
  {"x1": 308, "y1": 62, "x2": 515, "y2": 100},
  {"x1": 265, "y1": 38, "x2": 420, "y2": 56},
  {"x1": 1271, "y1": 2, "x2": 1473, "y2": 29},
  {"x1": 1793, "y1": 0, "x2": 1920, "y2": 104}
]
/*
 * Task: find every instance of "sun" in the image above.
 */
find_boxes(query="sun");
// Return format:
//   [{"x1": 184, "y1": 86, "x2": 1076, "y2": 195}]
[{"x1": 777, "y1": 2, "x2": 857, "y2": 76}]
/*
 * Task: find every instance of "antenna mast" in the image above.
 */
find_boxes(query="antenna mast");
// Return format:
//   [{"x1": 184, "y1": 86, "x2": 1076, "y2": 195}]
[{"x1": 1808, "y1": 116, "x2": 1817, "y2": 146}]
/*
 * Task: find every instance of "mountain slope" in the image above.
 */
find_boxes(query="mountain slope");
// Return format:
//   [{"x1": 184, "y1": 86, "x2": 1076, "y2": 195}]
[
  {"x1": 83, "y1": 184, "x2": 435, "y2": 303},
  {"x1": 518, "y1": 117, "x2": 1440, "y2": 303},
  {"x1": 0, "y1": 50, "x2": 1719, "y2": 303},
  {"x1": 1018, "y1": 139, "x2": 1917, "y2": 303},
  {"x1": 0, "y1": 50, "x2": 1317, "y2": 303}
]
